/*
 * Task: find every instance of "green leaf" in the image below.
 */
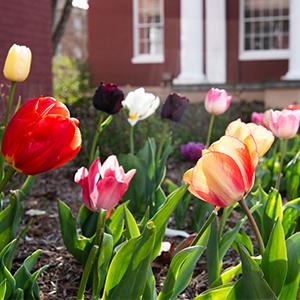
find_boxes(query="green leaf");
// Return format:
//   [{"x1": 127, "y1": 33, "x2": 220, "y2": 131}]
[
  {"x1": 218, "y1": 257, "x2": 261, "y2": 286},
  {"x1": 261, "y1": 219, "x2": 287, "y2": 296},
  {"x1": 124, "y1": 207, "x2": 140, "y2": 238},
  {"x1": 97, "y1": 233, "x2": 114, "y2": 293},
  {"x1": 158, "y1": 246, "x2": 205, "y2": 300},
  {"x1": 282, "y1": 197, "x2": 300, "y2": 237},
  {"x1": 103, "y1": 221, "x2": 156, "y2": 300},
  {"x1": 262, "y1": 189, "x2": 283, "y2": 244},
  {"x1": 0, "y1": 192, "x2": 22, "y2": 252},
  {"x1": 193, "y1": 283, "x2": 234, "y2": 300},
  {"x1": 57, "y1": 200, "x2": 93, "y2": 264},
  {"x1": 142, "y1": 268, "x2": 157, "y2": 300},
  {"x1": 227, "y1": 245, "x2": 276, "y2": 300},
  {"x1": 0, "y1": 280, "x2": 6, "y2": 300},
  {"x1": 279, "y1": 232, "x2": 300, "y2": 300},
  {"x1": 150, "y1": 185, "x2": 188, "y2": 259},
  {"x1": 0, "y1": 240, "x2": 17, "y2": 298},
  {"x1": 234, "y1": 231, "x2": 254, "y2": 256},
  {"x1": 14, "y1": 250, "x2": 42, "y2": 290},
  {"x1": 107, "y1": 203, "x2": 126, "y2": 245},
  {"x1": 207, "y1": 220, "x2": 221, "y2": 287},
  {"x1": 77, "y1": 205, "x2": 98, "y2": 237}
]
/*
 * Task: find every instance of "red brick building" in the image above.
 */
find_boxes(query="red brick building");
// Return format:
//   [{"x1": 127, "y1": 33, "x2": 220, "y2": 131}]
[
  {"x1": 0, "y1": 0, "x2": 53, "y2": 101},
  {"x1": 88, "y1": 0, "x2": 300, "y2": 106}
]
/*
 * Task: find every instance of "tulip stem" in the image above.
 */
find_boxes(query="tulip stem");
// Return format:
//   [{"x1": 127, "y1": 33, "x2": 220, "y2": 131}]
[
  {"x1": 92, "y1": 210, "x2": 106, "y2": 298},
  {"x1": 239, "y1": 198, "x2": 265, "y2": 255},
  {"x1": 2, "y1": 81, "x2": 16, "y2": 127},
  {"x1": 130, "y1": 125, "x2": 135, "y2": 155},
  {"x1": 89, "y1": 115, "x2": 104, "y2": 166},
  {"x1": 206, "y1": 114, "x2": 215, "y2": 147},
  {"x1": 191, "y1": 207, "x2": 218, "y2": 246},
  {"x1": 0, "y1": 166, "x2": 16, "y2": 192},
  {"x1": 77, "y1": 245, "x2": 99, "y2": 300},
  {"x1": 275, "y1": 139, "x2": 287, "y2": 191},
  {"x1": 19, "y1": 176, "x2": 35, "y2": 198}
]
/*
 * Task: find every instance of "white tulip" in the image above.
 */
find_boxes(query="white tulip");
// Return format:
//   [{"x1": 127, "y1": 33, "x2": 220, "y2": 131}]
[{"x1": 122, "y1": 88, "x2": 160, "y2": 126}]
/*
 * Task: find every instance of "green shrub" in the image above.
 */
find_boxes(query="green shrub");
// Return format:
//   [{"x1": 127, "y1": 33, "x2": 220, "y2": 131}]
[{"x1": 52, "y1": 55, "x2": 90, "y2": 104}]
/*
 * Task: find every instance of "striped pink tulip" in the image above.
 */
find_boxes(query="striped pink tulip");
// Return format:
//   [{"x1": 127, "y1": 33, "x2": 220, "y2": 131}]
[{"x1": 75, "y1": 156, "x2": 136, "y2": 211}]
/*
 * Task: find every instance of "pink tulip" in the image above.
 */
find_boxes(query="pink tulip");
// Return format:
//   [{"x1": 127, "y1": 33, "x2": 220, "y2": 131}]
[
  {"x1": 269, "y1": 110, "x2": 299, "y2": 139},
  {"x1": 204, "y1": 88, "x2": 232, "y2": 115},
  {"x1": 74, "y1": 156, "x2": 136, "y2": 211},
  {"x1": 251, "y1": 112, "x2": 265, "y2": 126}
]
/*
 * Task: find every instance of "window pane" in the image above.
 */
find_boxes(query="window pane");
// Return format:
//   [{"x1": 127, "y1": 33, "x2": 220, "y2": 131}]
[
  {"x1": 243, "y1": 0, "x2": 289, "y2": 51},
  {"x1": 136, "y1": 0, "x2": 164, "y2": 56}
]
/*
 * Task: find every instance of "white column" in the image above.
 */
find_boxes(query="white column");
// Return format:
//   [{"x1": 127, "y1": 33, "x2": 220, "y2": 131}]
[
  {"x1": 173, "y1": 0, "x2": 205, "y2": 85},
  {"x1": 283, "y1": 0, "x2": 300, "y2": 80},
  {"x1": 205, "y1": 0, "x2": 226, "y2": 83}
]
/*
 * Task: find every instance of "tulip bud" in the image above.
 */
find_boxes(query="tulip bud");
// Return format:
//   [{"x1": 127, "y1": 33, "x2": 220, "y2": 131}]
[
  {"x1": 161, "y1": 93, "x2": 189, "y2": 122},
  {"x1": 180, "y1": 142, "x2": 205, "y2": 162},
  {"x1": 93, "y1": 82, "x2": 124, "y2": 114},
  {"x1": 3, "y1": 44, "x2": 32, "y2": 82},
  {"x1": 269, "y1": 110, "x2": 299, "y2": 139},
  {"x1": 204, "y1": 88, "x2": 232, "y2": 116},
  {"x1": 263, "y1": 109, "x2": 272, "y2": 129},
  {"x1": 251, "y1": 112, "x2": 265, "y2": 126}
]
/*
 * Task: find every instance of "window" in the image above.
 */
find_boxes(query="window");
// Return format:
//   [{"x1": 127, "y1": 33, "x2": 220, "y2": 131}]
[
  {"x1": 132, "y1": 0, "x2": 164, "y2": 63},
  {"x1": 240, "y1": 0, "x2": 289, "y2": 60}
]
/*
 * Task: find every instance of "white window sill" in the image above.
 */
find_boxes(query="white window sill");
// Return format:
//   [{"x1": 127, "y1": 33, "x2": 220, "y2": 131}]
[
  {"x1": 131, "y1": 55, "x2": 164, "y2": 64},
  {"x1": 239, "y1": 50, "x2": 289, "y2": 61}
]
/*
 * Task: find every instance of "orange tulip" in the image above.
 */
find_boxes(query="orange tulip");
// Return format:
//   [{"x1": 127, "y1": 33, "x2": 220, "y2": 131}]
[
  {"x1": 2, "y1": 96, "x2": 81, "y2": 175},
  {"x1": 183, "y1": 119, "x2": 274, "y2": 207}
]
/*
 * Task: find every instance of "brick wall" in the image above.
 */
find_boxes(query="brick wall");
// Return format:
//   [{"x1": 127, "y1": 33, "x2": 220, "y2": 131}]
[{"x1": 0, "y1": 0, "x2": 53, "y2": 105}]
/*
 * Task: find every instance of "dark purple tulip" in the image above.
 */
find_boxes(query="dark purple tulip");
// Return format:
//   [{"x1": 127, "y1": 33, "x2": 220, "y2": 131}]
[
  {"x1": 180, "y1": 142, "x2": 205, "y2": 162},
  {"x1": 161, "y1": 93, "x2": 189, "y2": 122},
  {"x1": 93, "y1": 82, "x2": 124, "y2": 114}
]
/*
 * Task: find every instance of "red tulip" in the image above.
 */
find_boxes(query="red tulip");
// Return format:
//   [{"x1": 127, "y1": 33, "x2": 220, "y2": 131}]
[
  {"x1": 2, "y1": 96, "x2": 81, "y2": 175},
  {"x1": 75, "y1": 156, "x2": 136, "y2": 212}
]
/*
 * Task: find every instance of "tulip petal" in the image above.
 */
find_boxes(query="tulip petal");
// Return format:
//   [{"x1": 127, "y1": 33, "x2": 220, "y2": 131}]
[
  {"x1": 74, "y1": 167, "x2": 92, "y2": 209},
  {"x1": 93, "y1": 177, "x2": 128, "y2": 211},
  {"x1": 191, "y1": 152, "x2": 245, "y2": 207},
  {"x1": 208, "y1": 136, "x2": 255, "y2": 191},
  {"x1": 100, "y1": 155, "x2": 120, "y2": 178},
  {"x1": 246, "y1": 123, "x2": 274, "y2": 156},
  {"x1": 225, "y1": 119, "x2": 259, "y2": 165},
  {"x1": 88, "y1": 158, "x2": 101, "y2": 198},
  {"x1": 12, "y1": 115, "x2": 80, "y2": 175},
  {"x1": 124, "y1": 169, "x2": 136, "y2": 185}
]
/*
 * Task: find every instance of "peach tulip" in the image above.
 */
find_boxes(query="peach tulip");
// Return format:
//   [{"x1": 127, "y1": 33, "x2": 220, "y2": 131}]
[
  {"x1": 75, "y1": 156, "x2": 136, "y2": 211},
  {"x1": 184, "y1": 120, "x2": 274, "y2": 207}
]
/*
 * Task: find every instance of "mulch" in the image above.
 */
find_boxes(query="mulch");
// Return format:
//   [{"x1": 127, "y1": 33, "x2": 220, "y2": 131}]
[{"x1": 8, "y1": 161, "x2": 244, "y2": 299}]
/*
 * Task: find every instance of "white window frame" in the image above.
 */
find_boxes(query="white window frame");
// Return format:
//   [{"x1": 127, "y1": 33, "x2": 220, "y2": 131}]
[
  {"x1": 239, "y1": 0, "x2": 289, "y2": 61},
  {"x1": 132, "y1": 0, "x2": 164, "y2": 64}
]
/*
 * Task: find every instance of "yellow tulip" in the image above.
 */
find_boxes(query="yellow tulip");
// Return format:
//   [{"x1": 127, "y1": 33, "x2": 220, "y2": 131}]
[{"x1": 3, "y1": 44, "x2": 32, "y2": 82}]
